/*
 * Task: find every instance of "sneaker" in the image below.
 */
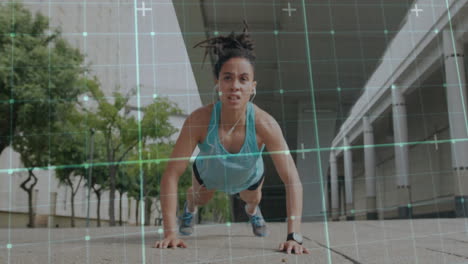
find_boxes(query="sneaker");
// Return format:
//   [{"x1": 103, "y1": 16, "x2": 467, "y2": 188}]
[
  {"x1": 245, "y1": 205, "x2": 268, "y2": 237},
  {"x1": 179, "y1": 202, "x2": 196, "y2": 236}
]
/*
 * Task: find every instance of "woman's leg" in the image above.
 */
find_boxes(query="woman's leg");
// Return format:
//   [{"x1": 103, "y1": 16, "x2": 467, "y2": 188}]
[
  {"x1": 186, "y1": 170, "x2": 215, "y2": 212},
  {"x1": 239, "y1": 179, "x2": 268, "y2": 237},
  {"x1": 239, "y1": 179, "x2": 264, "y2": 215}
]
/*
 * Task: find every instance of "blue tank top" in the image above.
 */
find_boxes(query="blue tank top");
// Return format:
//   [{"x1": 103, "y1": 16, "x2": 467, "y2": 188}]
[{"x1": 194, "y1": 101, "x2": 265, "y2": 194}]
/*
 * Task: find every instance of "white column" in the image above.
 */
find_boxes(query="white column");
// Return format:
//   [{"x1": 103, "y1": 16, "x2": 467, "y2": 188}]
[
  {"x1": 363, "y1": 116, "x2": 377, "y2": 219},
  {"x1": 443, "y1": 29, "x2": 468, "y2": 217},
  {"x1": 392, "y1": 86, "x2": 409, "y2": 187},
  {"x1": 392, "y1": 86, "x2": 412, "y2": 218},
  {"x1": 330, "y1": 152, "x2": 339, "y2": 220},
  {"x1": 343, "y1": 136, "x2": 354, "y2": 220}
]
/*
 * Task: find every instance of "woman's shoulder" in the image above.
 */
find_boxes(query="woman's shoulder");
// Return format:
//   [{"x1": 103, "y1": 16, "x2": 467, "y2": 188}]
[
  {"x1": 252, "y1": 104, "x2": 281, "y2": 138},
  {"x1": 185, "y1": 104, "x2": 213, "y2": 137},
  {"x1": 183, "y1": 104, "x2": 215, "y2": 143},
  {"x1": 252, "y1": 104, "x2": 276, "y2": 126},
  {"x1": 188, "y1": 103, "x2": 215, "y2": 124}
]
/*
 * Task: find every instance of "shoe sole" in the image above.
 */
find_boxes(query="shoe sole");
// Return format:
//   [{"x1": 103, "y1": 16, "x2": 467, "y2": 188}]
[{"x1": 252, "y1": 227, "x2": 269, "y2": 237}]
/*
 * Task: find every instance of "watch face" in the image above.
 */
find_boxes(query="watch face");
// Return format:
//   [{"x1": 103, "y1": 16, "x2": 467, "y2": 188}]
[{"x1": 293, "y1": 233, "x2": 303, "y2": 243}]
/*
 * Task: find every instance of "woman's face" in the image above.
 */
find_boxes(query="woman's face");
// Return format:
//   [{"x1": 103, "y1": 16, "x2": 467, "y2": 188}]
[{"x1": 217, "y1": 57, "x2": 256, "y2": 110}]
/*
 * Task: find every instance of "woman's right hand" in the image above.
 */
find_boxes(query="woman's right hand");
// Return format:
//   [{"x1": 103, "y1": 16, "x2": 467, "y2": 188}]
[{"x1": 153, "y1": 235, "x2": 187, "y2": 249}]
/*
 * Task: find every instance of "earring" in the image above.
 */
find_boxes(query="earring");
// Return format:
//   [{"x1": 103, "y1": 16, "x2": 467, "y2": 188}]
[{"x1": 216, "y1": 85, "x2": 222, "y2": 98}]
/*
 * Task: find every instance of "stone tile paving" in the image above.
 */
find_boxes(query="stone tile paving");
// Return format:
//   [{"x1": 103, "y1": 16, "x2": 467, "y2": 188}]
[{"x1": 0, "y1": 219, "x2": 467, "y2": 263}]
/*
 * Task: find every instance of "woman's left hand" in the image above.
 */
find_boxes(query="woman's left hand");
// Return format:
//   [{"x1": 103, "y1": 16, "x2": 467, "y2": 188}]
[{"x1": 278, "y1": 240, "x2": 310, "y2": 255}]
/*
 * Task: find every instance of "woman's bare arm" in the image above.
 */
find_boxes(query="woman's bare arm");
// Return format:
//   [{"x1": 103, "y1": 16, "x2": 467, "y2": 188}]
[
  {"x1": 158, "y1": 111, "x2": 202, "y2": 243},
  {"x1": 257, "y1": 112, "x2": 303, "y2": 233},
  {"x1": 256, "y1": 110, "x2": 309, "y2": 254}
]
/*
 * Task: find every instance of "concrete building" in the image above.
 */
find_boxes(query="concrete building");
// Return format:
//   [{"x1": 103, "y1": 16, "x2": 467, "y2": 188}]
[{"x1": 328, "y1": 0, "x2": 468, "y2": 220}]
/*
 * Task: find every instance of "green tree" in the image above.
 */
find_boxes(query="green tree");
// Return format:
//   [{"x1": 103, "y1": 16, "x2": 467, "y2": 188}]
[
  {"x1": 86, "y1": 82, "x2": 182, "y2": 226},
  {"x1": 82, "y1": 132, "x2": 108, "y2": 227},
  {"x1": 125, "y1": 169, "x2": 142, "y2": 225},
  {"x1": 116, "y1": 168, "x2": 131, "y2": 226},
  {"x1": 126, "y1": 143, "x2": 192, "y2": 226},
  {"x1": 90, "y1": 165, "x2": 108, "y2": 227},
  {"x1": 126, "y1": 143, "x2": 168, "y2": 226},
  {"x1": 0, "y1": 2, "x2": 87, "y2": 155},
  {"x1": 13, "y1": 132, "x2": 48, "y2": 228},
  {"x1": 49, "y1": 108, "x2": 88, "y2": 227}
]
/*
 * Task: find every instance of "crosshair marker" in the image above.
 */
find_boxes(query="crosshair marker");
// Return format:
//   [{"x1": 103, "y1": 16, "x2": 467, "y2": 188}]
[
  {"x1": 136, "y1": 2, "x2": 152, "y2": 17},
  {"x1": 282, "y1": 2, "x2": 296, "y2": 17}
]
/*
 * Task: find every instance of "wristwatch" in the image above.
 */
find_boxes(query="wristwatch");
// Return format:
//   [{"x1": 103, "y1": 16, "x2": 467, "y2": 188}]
[{"x1": 286, "y1": 232, "x2": 303, "y2": 245}]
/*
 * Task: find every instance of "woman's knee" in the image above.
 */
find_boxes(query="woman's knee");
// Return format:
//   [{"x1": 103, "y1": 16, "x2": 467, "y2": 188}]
[
  {"x1": 187, "y1": 186, "x2": 215, "y2": 205},
  {"x1": 240, "y1": 190, "x2": 262, "y2": 205},
  {"x1": 198, "y1": 190, "x2": 215, "y2": 205}
]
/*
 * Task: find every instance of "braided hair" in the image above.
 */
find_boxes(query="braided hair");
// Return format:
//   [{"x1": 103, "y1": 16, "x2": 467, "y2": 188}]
[{"x1": 193, "y1": 20, "x2": 256, "y2": 79}]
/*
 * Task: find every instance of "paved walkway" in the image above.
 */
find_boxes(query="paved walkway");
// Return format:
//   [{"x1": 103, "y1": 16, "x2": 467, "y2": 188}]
[{"x1": 1, "y1": 219, "x2": 468, "y2": 263}]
